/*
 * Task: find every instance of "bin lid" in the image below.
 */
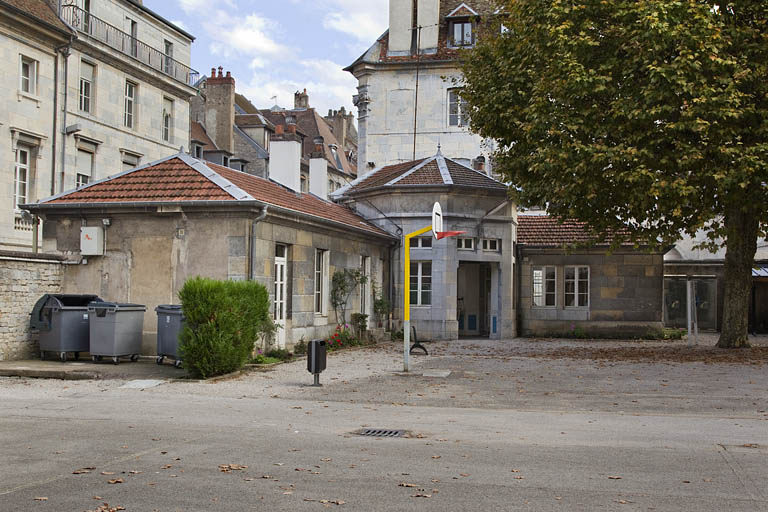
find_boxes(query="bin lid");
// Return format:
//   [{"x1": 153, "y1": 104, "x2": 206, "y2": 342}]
[
  {"x1": 87, "y1": 301, "x2": 147, "y2": 312},
  {"x1": 155, "y1": 304, "x2": 183, "y2": 313}
]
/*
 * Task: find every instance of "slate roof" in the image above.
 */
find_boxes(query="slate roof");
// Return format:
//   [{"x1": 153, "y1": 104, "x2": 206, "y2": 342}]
[
  {"x1": 29, "y1": 154, "x2": 393, "y2": 239},
  {"x1": 1, "y1": 0, "x2": 73, "y2": 34},
  {"x1": 336, "y1": 152, "x2": 506, "y2": 196},
  {"x1": 517, "y1": 215, "x2": 633, "y2": 248}
]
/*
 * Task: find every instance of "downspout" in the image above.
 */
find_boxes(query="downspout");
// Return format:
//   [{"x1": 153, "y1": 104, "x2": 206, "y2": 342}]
[
  {"x1": 247, "y1": 206, "x2": 268, "y2": 280},
  {"x1": 58, "y1": 44, "x2": 71, "y2": 193},
  {"x1": 515, "y1": 241, "x2": 523, "y2": 337}
]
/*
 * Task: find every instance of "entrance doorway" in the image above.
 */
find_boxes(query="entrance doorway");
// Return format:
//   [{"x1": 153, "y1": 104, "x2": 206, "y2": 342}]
[
  {"x1": 457, "y1": 262, "x2": 493, "y2": 337},
  {"x1": 274, "y1": 244, "x2": 287, "y2": 349}
]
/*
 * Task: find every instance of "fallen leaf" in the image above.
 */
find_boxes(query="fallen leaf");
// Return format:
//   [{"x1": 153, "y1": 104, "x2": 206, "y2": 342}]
[
  {"x1": 399, "y1": 483, "x2": 417, "y2": 488},
  {"x1": 107, "y1": 478, "x2": 124, "y2": 484},
  {"x1": 73, "y1": 467, "x2": 96, "y2": 474},
  {"x1": 219, "y1": 464, "x2": 248, "y2": 472},
  {"x1": 33, "y1": 497, "x2": 48, "y2": 501},
  {"x1": 460, "y1": 473, "x2": 470, "y2": 477},
  {"x1": 431, "y1": 456, "x2": 441, "y2": 459},
  {"x1": 608, "y1": 476, "x2": 623, "y2": 480},
  {"x1": 101, "y1": 471, "x2": 115, "y2": 475},
  {"x1": 411, "y1": 494, "x2": 432, "y2": 498}
]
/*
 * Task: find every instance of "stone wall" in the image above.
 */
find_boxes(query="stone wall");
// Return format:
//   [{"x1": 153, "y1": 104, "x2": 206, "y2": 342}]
[
  {"x1": 519, "y1": 249, "x2": 664, "y2": 337},
  {"x1": 0, "y1": 251, "x2": 63, "y2": 361}
]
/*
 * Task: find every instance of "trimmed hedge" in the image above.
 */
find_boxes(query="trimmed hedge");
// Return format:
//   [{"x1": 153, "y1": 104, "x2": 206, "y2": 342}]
[{"x1": 179, "y1": 277, "x2": 271, "y2": 379}]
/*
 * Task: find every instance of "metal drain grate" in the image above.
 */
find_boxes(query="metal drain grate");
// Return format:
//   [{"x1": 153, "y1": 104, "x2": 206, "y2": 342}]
[{"x1": 355, "y1": 428, "x2": 405, "y2": 438}]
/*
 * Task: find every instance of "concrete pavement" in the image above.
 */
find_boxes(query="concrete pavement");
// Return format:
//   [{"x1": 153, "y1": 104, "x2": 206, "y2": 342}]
[{"x1": 1, "y1": 337, "x2": 766, "y2": 511}]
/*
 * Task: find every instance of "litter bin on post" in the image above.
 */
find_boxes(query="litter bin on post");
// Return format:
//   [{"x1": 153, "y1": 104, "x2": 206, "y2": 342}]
[
  {"x1": 155, "y1": 305, "x2": 184, "y2": 368},
  {"x1": 87, "y1": 302, "x2": 146, "y2": 365},
  {"x1": 307, "y1": 339, "x2": 326, "y2": 386},
  {"x1": 30, "y1": 294, "x2": 101, "y2": 362}
]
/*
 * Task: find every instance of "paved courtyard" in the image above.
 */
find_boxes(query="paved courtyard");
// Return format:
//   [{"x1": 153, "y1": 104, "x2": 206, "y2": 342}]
[{"x1": 1, "y1": 335, "x2": 766, "y2": 511}]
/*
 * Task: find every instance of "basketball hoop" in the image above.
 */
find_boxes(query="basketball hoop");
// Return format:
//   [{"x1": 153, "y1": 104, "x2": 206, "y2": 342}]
[{"x1": 436, "y1": 230, "x2": 466, "y2": 240}]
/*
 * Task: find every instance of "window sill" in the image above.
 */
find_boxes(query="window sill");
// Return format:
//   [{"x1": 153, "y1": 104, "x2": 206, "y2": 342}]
[
  {"x1": 532, "y1": 305, "x2": 557, "y2": 309},
  {"x1": 17, "y1": 90, "x2": 41, "y2": 107}
]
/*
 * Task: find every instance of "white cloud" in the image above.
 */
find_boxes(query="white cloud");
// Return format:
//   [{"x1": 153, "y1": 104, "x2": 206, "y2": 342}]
[
  {"x1": 177, "y1": 0, "x2": 233, "y2": 15},
  {"x1": 206, "y1": 11, "x2": 290, "y2": 60},
  {"x1": 322, "y1": 0, "x2": 388, "y2": 43}
]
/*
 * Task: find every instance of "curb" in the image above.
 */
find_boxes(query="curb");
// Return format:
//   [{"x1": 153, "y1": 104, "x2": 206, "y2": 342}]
[{"x1": 0, "y1": 369, "x2": 101, "y2": 380}]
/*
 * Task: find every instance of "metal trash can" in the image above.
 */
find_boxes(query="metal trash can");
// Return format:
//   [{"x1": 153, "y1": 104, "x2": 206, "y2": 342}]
[
  {"x1": 307, "y1": 339, "x2": 326, "y2": 386},
  {"x1": 87, "y1": 302, "x2": 146, "y2": 364},
  {"x1": 155, "y1": 305, "x2": 184, "y2": 368},
  {"x1": 30, "y1": 294, "x2": 101, "y2": 362}
]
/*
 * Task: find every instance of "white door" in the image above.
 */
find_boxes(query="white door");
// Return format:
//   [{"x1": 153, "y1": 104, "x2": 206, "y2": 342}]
[{"x1": 274, "y1": 245, "x2": 287, "y2": 349}]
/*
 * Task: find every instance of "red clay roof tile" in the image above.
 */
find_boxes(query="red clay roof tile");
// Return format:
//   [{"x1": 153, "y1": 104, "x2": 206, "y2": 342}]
[{"x1": 517, "y1": 215, "x2": 632, "y2": 247}]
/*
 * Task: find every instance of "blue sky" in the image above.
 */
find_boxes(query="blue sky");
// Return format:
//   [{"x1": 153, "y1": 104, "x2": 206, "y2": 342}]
[{"x1": 149, "y1": 0, "x2": 388, "y2": 118}]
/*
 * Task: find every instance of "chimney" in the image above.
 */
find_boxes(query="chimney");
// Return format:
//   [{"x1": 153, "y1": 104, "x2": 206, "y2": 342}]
[
  {"x1": 268, "y1": 119, "x2": 302, "y2": 192},
  {"x1": 309, "y1": 136, "x2": 328, "y2": 200},
  {"x1": 474, "y1": 155, "x2": 486, "y2": 173},
  {"x1": 417, "y1": 0, "x2": 439, "y2": 52},
  {"x1": 204, "y1": 66, "x2": 236, "y2": 154},
  {"x1": 388, "y1": 0, "x2": 413, "y2": 55},
  {"x1": 294, "y1": 89, "x2": 309, "y2": 109}
]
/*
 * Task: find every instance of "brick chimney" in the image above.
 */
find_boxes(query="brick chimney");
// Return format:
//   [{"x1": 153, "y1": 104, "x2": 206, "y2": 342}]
[
  {"x1": 204, "y1": 67, "x2": 235, "y2": 154},
  {"x1": 294, "y1": 89, "x2": 309, "y2": 110}
]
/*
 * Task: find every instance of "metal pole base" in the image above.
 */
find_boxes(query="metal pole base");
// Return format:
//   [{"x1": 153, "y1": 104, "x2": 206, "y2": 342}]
[{"x1": 309, "y1": 373, "x2": 322, "y2": 387}]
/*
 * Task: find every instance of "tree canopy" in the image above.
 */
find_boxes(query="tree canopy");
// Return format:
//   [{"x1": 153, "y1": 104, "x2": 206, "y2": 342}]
[{"x1": 461, "y1": 0, "x2": 767, "y2": 347}]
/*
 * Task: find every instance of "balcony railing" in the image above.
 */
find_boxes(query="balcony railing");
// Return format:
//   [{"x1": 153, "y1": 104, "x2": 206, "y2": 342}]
[{"x1": 62, "y1": 5, "x2": 199, "y2": 87}]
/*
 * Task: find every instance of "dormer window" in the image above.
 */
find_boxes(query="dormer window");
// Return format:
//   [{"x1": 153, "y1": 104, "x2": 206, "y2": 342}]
[{"x1": 450, "y1": 20, "x2": 474, "y2": 48}]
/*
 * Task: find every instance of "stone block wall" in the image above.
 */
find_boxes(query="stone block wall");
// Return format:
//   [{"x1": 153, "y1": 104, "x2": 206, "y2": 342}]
[{"x1": 0, "y1": 252, "x2": 63, "y2": 361}]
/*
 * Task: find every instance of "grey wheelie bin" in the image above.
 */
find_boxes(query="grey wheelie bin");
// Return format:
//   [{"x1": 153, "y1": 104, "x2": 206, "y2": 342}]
[
  {"x1": 30, "y1": 294, "x2": 101, "y2": 362},
  {"x1": 155, "y1": 305, "x2": 184, "y2": 368},
  {"x1": 87, "y1": 302, "x2": 146, "y2": 364}
]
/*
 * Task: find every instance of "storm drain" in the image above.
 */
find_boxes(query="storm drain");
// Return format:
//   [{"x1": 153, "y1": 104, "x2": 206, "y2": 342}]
[{"x1": 354, "y1": 428, "x2": 405, "y2": 438}]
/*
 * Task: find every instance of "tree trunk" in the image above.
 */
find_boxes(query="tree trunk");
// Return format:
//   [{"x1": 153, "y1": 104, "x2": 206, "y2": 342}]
[{"x1": 717, "y1": 207, "x2": 759, "y2": 348}]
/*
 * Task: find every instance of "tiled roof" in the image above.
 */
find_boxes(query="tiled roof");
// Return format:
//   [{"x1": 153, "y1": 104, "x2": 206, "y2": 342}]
[
  {"x1": 260, "y1": 108, "x2": 355, "y2": 176},
  {"x1": 190, "y1": 121, "x2": 217, "y2": 151},
  {"x1": 1, "y1": 0, "x2": 72, "y2": 33},
  {"x1": 517, "y1": 215, "x2": 632, "y2": 247},
  {"x1": 36, "y1": 154, "x2": 391, "y2": 238},
  {"x1": 339, "y1": 153, "x2": 506, "y2": 195}
]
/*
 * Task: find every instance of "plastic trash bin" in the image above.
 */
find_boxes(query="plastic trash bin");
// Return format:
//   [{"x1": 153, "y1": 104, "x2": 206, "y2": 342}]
[
  {"x1": 30, "y1": 294, "x2": 101, "y2": 362},
  {"x1": 155, "y1": 305, "x2": 184, "y2": 368},
  {"x1": 87, "y1": 302, "x2": 146, "y2": 364}
]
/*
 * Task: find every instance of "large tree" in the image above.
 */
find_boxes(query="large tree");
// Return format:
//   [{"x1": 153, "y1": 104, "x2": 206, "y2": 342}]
[{"x1": 461, "y1": 0, "x2": 767, "y2": 347}]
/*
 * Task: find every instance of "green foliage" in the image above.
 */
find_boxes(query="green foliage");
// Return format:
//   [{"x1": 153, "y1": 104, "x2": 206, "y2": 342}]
[
  {"x1": 568, "y1": 325, "x2": 588, "y2": 339},
  {"x1": 253, "y1": 355, "x2": 281, "y2": 365},
  {"x1": 179, "y1": 277, "x2": 272, "y2": 379},
  {"x1": 326, "y1": 325, "x2": 359, "y2": 351},
  {"x1": 663, "y1": 328, "x2": 686, "y2": 340},
  {"x1": 350, "y1": 313, "x2": 368, "y2": 338},
  {"x1": 265, "y1": 348, "x2": 292, "y2": 361},
  {"x1": 293, "y1": 337, "x2": 307, "y2": 356},
  {"x1": 330, "y1": 268, "x2": 367, "y2": 325},
  {"x1": 372, "y1": 283, "x2": 390, "y2": 327},
  {"x1": 461, "y1": 0, "x2": 767, "y2": 347}
]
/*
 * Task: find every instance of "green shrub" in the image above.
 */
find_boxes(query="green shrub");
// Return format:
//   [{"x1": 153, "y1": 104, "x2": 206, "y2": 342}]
[
  {"x1": 179, "y1": 277, "x2": 271, "y2": 379},
  {"x1": 293, "y1": 337, "x2": 307, "y2": 355},
  {"x1": 351, "y1": 313, "x2": 368, "y2": 339},
  {"x1": 265, "y1": 348, "x2": 292, "y2": 361}
]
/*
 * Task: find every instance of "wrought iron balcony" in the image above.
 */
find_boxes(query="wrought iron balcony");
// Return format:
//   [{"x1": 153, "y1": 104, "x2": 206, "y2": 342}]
[{"x1": 62, "y1": 5, "x2": 199, "y2": 87}]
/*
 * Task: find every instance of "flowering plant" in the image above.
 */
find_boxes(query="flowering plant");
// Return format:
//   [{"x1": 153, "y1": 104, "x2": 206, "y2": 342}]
[{"x1": 326, "y1": 325, "x2": 358, "y2": 351}]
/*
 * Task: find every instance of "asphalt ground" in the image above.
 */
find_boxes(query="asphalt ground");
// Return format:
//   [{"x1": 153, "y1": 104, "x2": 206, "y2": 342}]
[{"x1": 1, "y1": 335, "x2": 766, "y2": 512}]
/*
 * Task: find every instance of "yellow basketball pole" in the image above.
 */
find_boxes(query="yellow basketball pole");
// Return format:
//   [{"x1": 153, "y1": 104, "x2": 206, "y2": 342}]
[{"x1": 403, "y1": 225, "x2": 433, "y2": 372}]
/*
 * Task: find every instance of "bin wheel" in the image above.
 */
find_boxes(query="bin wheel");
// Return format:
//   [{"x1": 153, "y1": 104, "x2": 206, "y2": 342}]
[
  {"x1": 156, "y1": 356, "x2": 164, "y2": 365},
  {"x1": 112, "y1": 356, "x2": 120, "y2": 365},
  {"x1": 92, "y1": 355, "x2": 103, "y2": 362},
  {"x1": 73, "y1": 352, "x2": 80, "y2": 361},
  {"x1": 174, "y1": 360, "x2": 183, "y2": 369},
  {"x1": 59, "y1": 352, "x2": 67, "y2": 362},
  {"x1": 130, "y1": 354, "x2": 139, "y2": 362}
]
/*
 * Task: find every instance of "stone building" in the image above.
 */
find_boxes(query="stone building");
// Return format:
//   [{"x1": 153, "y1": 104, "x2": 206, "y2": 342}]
[
  {"x1": 346, "y1": 0, "x2": 496, "y2": 173},
  {"x1": 25, "y1": 151, "x2": 395, "y2": 353},
  {"x1": 1, "y1": 0, "x2": 197, "y2": 252},
  {"x1": 323, "y1": 106, "x2": 357, "y2": 169},
  {"x1": 1, "y1": 0, "x2": 73, "y2": 251},
  {"x1": 333, "y1": 150, "x2": 516, "y2": 340},
  {"x1": 517, "y1": 215, "x2": 665, "y2": 337}
]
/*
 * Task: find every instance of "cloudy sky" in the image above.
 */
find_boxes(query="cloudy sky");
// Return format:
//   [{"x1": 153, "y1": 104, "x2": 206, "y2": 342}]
[{"x1": 150, "y1": 0, "x2": 388, "y2": 117}]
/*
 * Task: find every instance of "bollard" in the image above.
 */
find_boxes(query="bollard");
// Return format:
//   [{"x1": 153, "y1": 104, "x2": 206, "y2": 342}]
[{"x1": 307, "y1": 339, "x2": 327, "y2": 386}]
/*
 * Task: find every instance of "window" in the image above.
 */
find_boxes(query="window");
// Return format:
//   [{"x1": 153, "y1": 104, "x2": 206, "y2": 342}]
[
  {"x1": 126, "y1": 18, "x2": 138, "y2": 57},
  {"x1": 223, "y1": 155, "x2": 230, "y2": 168},
  {"x1": 448, "y1": 89, "x2": 469, "y2": 127},
  {"x1": 413, "y1": 237, "x2": 432, "y2": 249},
  {"x1": 533, "y1": 266, "x2": 556, "y2": 307},
  {"x1": 13, "y1": 148, "x2": 29, "y2": 209},
  {"x1": 328, "y1": 179, "x2": 335, "y2": 193},
  {"x1": 162, "y1": 97, "x2": 173, "y2": 142},
  {"x1": 121, "y1": 151, "x2": 140, "y2": 171},
  {"x1": 124, "y1": 81, "x2": 136, "y2": 128},
  {"x1": 450, "y1": 20, "x2": 474, "y2": 47},
  {"x1": 314, "y1": 249, "x2": 328, "y2": 314},
  {"x1": 482, "y1": 239, "x2": 499, "y2": 251},
  {"x1": 76, "y1": 149, "x2": 93, "y2": 188},
  {"x1": 565, "y1": 266, "x2": 590, "y2": 308},
  {"x1": 410, "y1": 261, "x2": 432, "y2": 306},
  {"x1": 193, "y1": 144, "x2": 203, "y2": 159},
  {"x1": 457, "y1": 238, "x2": 474, "y2": 250},
  {"x1": 300, "y1": 174, "x2": 308, "y2": 193},
  {"x1": 163, "y1": 40, "x2": 174, "y2": 75},
  {"x1": 79, "y1": 61, "x2": 94, "y2": 113},
  {"x1": 20, "y1": 56, "x2": 37, "y2": 94}
]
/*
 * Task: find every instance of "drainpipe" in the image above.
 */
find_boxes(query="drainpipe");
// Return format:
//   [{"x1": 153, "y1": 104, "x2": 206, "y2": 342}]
[
  {"x1": 58, "y1": 45, "x2": 71, "y2": 193},
  {"x1": 247, "y1": 206, "x2": 268, "y2": 280}
]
